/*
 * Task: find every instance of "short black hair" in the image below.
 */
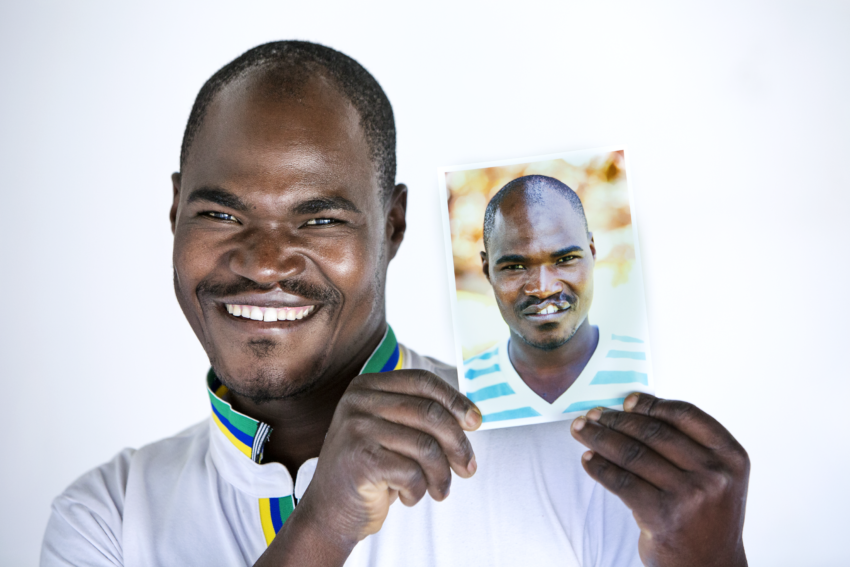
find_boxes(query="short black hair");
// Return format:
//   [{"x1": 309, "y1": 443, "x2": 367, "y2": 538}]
[
  {"x1": 483, "y1": 175, "x2": 588, "y2": 250},
  {"x1": 179, "y1": 40, "x2": 396, "y2": 199}
]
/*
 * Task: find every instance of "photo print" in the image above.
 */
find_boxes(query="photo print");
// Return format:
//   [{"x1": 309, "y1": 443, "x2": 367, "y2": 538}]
[{"x1": 438, "y1": 148, "x2": 655, "y2": 430}]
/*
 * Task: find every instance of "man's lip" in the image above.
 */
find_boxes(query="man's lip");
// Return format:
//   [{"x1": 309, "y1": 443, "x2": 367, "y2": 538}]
[{"x1": 212, "y1": 291, "x2": 321, "y2": 309}]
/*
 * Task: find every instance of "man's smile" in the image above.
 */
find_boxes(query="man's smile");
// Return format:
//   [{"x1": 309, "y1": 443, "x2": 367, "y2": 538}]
[
  {"x1": 203, "y1": 289, "x2": 331, "y2": 330},
  {"x1": 226, "y1": 303, "x2": 317, "y2": 322}
]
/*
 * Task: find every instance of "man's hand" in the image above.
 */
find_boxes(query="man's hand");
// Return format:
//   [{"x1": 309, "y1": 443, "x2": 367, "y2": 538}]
[
  {"x1": 570, "y1": 393, "x2": 749, "y2": 567},
  {"x1": 257, "y1": 369, "x2": 481, "y2": 567}
]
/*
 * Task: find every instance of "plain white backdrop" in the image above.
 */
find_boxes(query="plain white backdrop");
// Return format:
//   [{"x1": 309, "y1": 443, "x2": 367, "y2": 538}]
[{"x1": 1, "y1": 1, "x2": 848, "y2": 565}]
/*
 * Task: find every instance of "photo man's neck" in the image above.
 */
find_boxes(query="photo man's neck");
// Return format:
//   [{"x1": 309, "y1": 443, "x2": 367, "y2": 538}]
[{"x1": 508, "y1": 319, "x2": 599, "y2": 401}]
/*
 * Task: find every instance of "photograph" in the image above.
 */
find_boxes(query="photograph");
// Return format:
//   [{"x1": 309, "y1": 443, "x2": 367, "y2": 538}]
[{"x1": 440, "y1": 149, "x2": 654, "y2": 428}]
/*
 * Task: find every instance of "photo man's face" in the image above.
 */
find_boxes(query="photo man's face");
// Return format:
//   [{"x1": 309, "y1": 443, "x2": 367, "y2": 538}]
[
  {"x1": 483, "y1": 189, "x2": 596, "y2": 350},
  {"x1": 170, "y1": 72, "x2": 404, "y2": 399}
]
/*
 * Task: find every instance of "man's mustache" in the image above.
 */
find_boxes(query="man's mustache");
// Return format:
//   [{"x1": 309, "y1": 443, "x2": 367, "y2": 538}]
[{"x1": 196, "y1": 276, "x2": 342, "y2": 305}]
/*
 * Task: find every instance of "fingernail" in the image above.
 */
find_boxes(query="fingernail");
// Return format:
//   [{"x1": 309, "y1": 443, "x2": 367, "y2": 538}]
[
  {"x1": 466, "y1": 405, "x2": 482, "y2": 429},
  {"x1": 624, "y1": 393, "x2": 640, "y2": 411},
  {"x1": 572, "y1": 416, "x2": 586, "y2": 432},
  {"x1": 586, "y1": 408, "x2": 602, "y2": 421},
  {"x1": 467, "y1": 455, "x2": 477, "y2": 475},
  {"x1": 582, "y1": 451, "x2": 593, "y2": 462}
]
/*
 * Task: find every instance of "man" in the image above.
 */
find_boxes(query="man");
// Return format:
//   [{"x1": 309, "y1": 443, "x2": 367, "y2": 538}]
[
  {"x1": 42, "y1": 42, "x2": 749, "y2": 567},
  {"x1": 469, "y1": 175, "x2": 750, "y2": 566}
]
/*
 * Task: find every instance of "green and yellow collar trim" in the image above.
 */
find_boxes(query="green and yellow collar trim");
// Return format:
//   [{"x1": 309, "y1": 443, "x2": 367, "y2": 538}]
[{"x1": 207, "y1": 325, "x2": 403, "y2": 463}]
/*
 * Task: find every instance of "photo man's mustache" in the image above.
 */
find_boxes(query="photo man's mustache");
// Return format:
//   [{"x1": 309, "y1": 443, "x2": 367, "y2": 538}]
[
  {"x1": 196, "y1": 276, "x2": 342, "y2": 305},
  {"x1": 515, "y1": 291, "x2": 575, "y2": 313}
]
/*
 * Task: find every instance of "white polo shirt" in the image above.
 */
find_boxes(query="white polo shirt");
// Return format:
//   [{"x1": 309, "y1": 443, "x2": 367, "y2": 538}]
[{"x1": 41, "y1": 326, "x2": 642, "y2": 567}]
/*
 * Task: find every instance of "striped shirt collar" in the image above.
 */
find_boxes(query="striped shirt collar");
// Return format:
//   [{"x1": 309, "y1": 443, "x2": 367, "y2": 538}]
[{"x1": 207, "y1": 324, "x2": 404, "y2": 463}]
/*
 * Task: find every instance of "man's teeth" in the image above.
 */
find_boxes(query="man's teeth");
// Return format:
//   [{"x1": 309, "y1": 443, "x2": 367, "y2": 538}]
[
  {"x1": 537, "y1": 304, "x2": 568, "y2": 315},
  {"x1": 225, "y1": 304, "x2": 316, "y2": 322}
]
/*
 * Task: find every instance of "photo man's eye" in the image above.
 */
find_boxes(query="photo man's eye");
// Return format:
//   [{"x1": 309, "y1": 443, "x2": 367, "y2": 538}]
[
  {"x1": 203, "y1": 211, "x2": 239, "y2": 222},
  {"x1": 504, "y1": 264, "x2": 526, "y2": 271}
]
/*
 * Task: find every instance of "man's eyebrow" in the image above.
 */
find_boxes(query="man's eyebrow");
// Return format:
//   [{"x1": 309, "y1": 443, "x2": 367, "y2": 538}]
[
  {"x1": 551, "y1": 245, "x2": 583, "y2": 258},
  {"x1": 494, "y1": 253, "x2": 529, "y2": 265},
  {"x1": 186, "y1": 187, "x2": 249, "y2": 212},
  {"x1": 292, "y1": 197, "x2": 362, "y2": 215}
]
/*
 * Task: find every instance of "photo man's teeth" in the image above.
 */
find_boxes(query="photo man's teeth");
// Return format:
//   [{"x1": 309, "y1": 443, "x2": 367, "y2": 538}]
[
  {"x1": 225, "y1": 304, "x2": 316, "y2": 322},
  {"x1": 535, "y1": 304, "x2": 569, "y2": 315}
]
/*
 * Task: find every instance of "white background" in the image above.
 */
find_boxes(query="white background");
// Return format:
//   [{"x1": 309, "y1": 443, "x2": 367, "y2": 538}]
[{"x1": 1, "y1": 1, "x2": 848, "y2": 565}]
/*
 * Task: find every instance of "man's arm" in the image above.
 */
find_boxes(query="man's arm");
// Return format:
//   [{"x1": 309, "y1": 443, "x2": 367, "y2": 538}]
[
  {"x1": 571, "y1": 393, "x2": 749, "y2": 567},
  {"x1": 254, "y1": 369, "x2": 482, "y2": 567}
]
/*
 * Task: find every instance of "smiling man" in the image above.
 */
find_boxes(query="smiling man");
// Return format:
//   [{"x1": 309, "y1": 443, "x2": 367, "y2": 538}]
[
  {"x1": 41, "y1": 41, "x2": 481, "y2": 567},
  {"x1": 42, "y1": 43, "x2": 749, "y2": 567}
]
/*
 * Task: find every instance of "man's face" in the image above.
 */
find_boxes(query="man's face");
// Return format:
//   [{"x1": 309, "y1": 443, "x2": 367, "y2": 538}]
[
  {"x1": 482, "y1": 189, "x2": 595, "y2": 350},
  {"x1": 170, "y1": 72, "x2": 404, "y2": 400}
]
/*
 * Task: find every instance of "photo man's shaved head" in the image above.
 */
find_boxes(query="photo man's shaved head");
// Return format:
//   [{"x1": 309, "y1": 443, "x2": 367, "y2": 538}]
[{"x1": 483, "y1": 175, "x2": 588, "y2": 251}]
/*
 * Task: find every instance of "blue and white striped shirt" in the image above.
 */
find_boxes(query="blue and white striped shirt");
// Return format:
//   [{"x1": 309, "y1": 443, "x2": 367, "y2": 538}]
[{"x1": 462, "y1": 326, "x2": 654, "y2": 429}]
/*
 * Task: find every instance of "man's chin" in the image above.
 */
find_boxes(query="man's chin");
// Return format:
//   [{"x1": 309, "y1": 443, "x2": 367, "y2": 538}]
[{"x1": 214, "y1": 363, "x2": 321, "y2": 403}]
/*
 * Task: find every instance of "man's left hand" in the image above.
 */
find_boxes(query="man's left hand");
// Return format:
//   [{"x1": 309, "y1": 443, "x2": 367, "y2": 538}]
[{"x1": 570, "y1": 393, "x2": 750, "y2": 567}]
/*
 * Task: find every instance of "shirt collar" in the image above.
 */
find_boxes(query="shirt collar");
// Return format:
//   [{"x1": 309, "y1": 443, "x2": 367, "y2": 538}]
[{"x1": 207, "y1": 324, "x2": 403, "y2": 463}]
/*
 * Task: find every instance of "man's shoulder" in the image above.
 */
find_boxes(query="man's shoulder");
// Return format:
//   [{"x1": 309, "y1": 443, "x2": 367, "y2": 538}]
[
  {"x1": 399, "y1": 343, "x2": 459, "y2": 390},
  {"x1": 43, "y1": 420, "x2": 211, "y2": 565},
  {"x1": 53, "y1": 420, "x2": 210, "y2": 508}
]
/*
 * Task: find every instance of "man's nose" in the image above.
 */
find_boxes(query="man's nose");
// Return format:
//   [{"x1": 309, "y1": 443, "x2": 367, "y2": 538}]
[
  {"x1": 523, "y1": 265, "x2": 564, "y2": 299},
  {"x1": 228, "y1": 227, "x2": 306, "y2": 284}
]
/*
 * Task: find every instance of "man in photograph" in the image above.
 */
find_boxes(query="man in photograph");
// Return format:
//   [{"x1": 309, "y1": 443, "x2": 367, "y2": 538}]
[
  {"x1": 464, "y1": 174, "x2": 651, "y2": 424},
  {"x1": 42, "y1": 43, "x2": 750, "y2": 567}
]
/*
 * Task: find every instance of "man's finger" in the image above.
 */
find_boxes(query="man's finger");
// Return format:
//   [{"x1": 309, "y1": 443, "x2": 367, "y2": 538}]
[
  {"x1": 586, "y1": 407, "x2": 713, "y2": 472},
  {"x1": 579, "y1": 450, "x2": 662, "y2": 514},
  {"x1": 348, "y1": 390, "x2": 477, "y2": 478},
  {"x1": 624, "y1": 393, "x2": 744, "y2": 454},
  {"x1": 359, "y1": 446, "x2": 428, "y2": 508},
  {"x1": 366, "y1": 418, "x2": 454, "y2": 500},
  {"x1": 571, "y1": 417, "x2": 686, "y2": 490},
  {"x1": 353, "y1": 370, "x2": 482, "y2": 431}
]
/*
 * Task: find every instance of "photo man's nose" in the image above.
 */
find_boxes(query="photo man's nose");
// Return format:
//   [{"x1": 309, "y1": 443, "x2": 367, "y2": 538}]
[{"x1": 523, "y1": 265, "x2": 564, "y2": 298}]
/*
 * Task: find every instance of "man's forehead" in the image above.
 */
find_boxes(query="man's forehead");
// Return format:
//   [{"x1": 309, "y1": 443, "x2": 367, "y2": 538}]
[{"x1": 181, "y1": 71, "x2": 378, "y2": 199}]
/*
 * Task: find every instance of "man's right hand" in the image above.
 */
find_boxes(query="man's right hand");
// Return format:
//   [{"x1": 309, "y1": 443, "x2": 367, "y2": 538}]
[{"x1": 256, "y1": 369, "x2": 482, "y2": 567}]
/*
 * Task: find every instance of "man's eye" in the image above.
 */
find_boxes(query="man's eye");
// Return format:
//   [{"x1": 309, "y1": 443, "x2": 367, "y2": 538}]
[
  {"x1": 557, "y1": 256, "x2": 577, "y2": 264},
  {"x1": 504, "y1": 264, "x2": 525, "y2": 271},
  {"x1": 202, "y1": 211, "x2": 238, "y2": 222},
  {"x1": 304, "y1": 218, "x2": 340, "y2": 226}
]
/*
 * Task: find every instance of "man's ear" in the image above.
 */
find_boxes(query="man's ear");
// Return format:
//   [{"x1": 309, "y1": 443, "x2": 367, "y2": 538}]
[
  {"x1": 170, "y1": 172, "x2": 181, "y2": 235},
  {"x1": 588, "y1": 233, "x2": 596, "y2": 260},
  {"x1": 480, "y1": 250, "x2": 491, "y2": 282},
  {"x1": 386, "y1": 183, "x2": 408, "y2": 261}
]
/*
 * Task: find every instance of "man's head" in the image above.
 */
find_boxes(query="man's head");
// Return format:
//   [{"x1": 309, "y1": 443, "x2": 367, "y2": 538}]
[
  {"x1": 170, "y1": 41, "x2": 407, "y2": 401},
  {"x1": 481, "y1": 175, "x2": 595, "y2": 350}
]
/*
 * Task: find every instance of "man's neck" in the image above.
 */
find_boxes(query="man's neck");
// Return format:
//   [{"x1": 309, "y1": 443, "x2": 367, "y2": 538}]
[
  {"x1": 226, "y1": 321, "x2": 388, "y2": 477},
  {"x1": 508, "y1": 319, "x2": 599, "y2": 404}
]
